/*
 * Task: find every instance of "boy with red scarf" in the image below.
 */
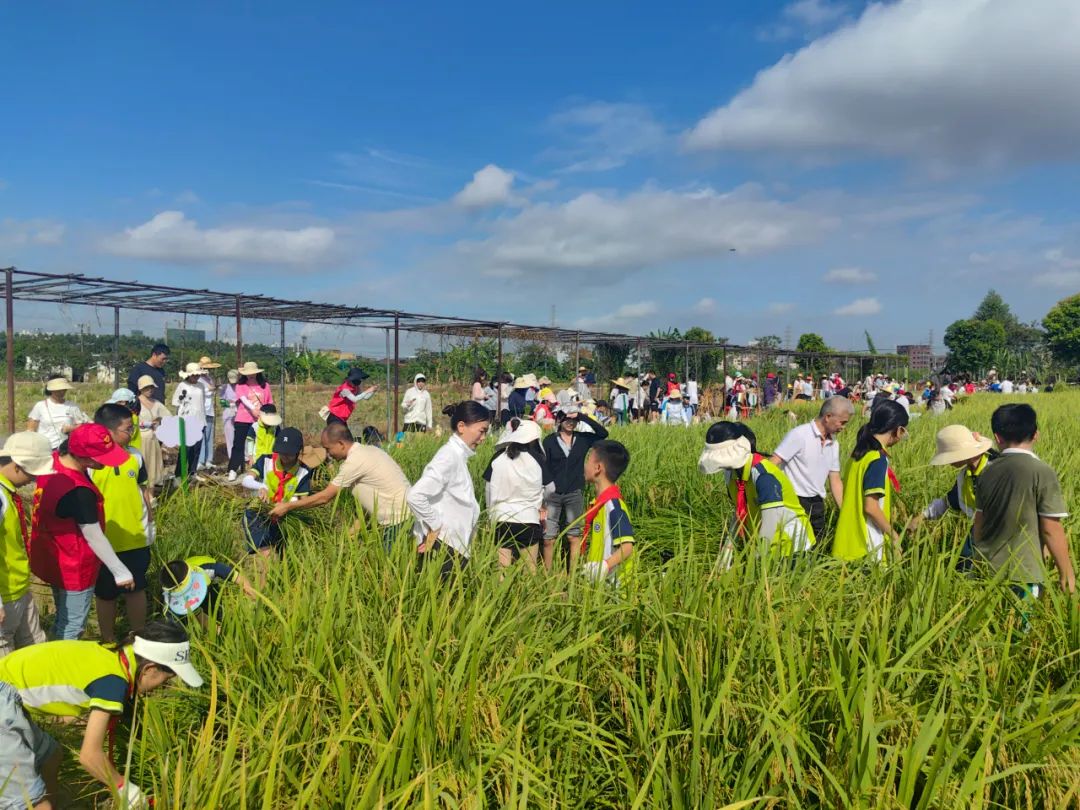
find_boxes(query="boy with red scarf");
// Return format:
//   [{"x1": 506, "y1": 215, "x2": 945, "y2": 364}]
[
  {"x1": 580, "y1": 440, "x2": 635, "y2": 585},
  {"x1": 28, "y1": 424, "x2": 133, "y2": 641},
  {"x1": 241, "y1": 428, "x2": 311, "y2": 564}
]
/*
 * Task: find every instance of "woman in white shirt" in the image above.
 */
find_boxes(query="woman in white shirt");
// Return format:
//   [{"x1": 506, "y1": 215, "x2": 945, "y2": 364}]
[
  {"x1": 407, "y1": 401, "x2": 491, "y2": 579},
  {"x1": 172, "y1": 362, "x2": 207, "y2": 477},
  {"x1": 26, "y1": 377, "x2": 88, "y2": 449},
  {"x1": 483, "y1": 418, "x2": 551, "y2": 571},
  {"x1": 401, "y1": 374, "x2": 433, "y2": 432}
]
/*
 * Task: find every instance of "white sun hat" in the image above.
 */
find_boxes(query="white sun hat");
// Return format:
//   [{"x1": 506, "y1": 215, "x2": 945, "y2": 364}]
[
  {"x1": 178, "y1": 362, "x2": 204, "y2": 379},
  {"x1": 698, "y1": 436, "x2": 752, "y2": 475},
  {"x1": 929, "y1": 424, "x2": 993, "y2": 466},
  {"x1": 132, "y1": 635, "x2": 204, "y2": 687},
  {"x1": 497, "y1": 418, "x2": 543, "y2": 447},
  {"x1": 2, "y1": 432, "x2": 55, "y2": 476}
]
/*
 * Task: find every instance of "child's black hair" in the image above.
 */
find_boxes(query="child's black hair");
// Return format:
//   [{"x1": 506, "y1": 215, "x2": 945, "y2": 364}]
[
  {"x1": 705, "y1": 421, "x2": 758, "y2": 453},
  {"x1": 590, "y1": 439, "x2": 630, "y2": 482},
  {"x1": 160, "y1": 560, "x2": 190, "y2": 590},
  {"x1": 94, "y1": 402, "x2": 133, "y2": 431},
  {"x1": 260, "y1": 403, "x2": 278, "y2": 414},
  {"x1": 442, "y1": 401, "x2": 490, "y2": 432},
  {"x1": 852, "y1": 399, "x2": 909, "y2": 461},
  {"x1": 112, "y1": 619, "x2": 190, "y2": 678},
  {"x1": 361, "y1": 425, "x2": 383, "y2": 446},
  {"x1": 991, "y1": 403, "x2": 1038, "y2": 445}
]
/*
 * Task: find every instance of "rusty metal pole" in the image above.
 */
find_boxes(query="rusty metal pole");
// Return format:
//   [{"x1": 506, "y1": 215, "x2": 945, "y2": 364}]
[
  {"x1": 496, "y1": 325, "x2": 504, "y2": 421},
  {"x1": 5, "y1": 268, "x2": 14, "y2": 434},
  {"x1": 234, "y1": 296, "x2": 243, "y2": 370},
  {"x1": 393, "y1": 313, "x2": 400, "y2": 436},
  {"x1": 113, "y1": 307, "x2": 120, "y2": 387},
  {"x1": 279, "y1": 320, "x2": 286, "y2": 421}
]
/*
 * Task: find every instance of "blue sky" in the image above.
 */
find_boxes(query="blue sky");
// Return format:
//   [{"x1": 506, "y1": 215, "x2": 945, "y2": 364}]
[{"x1": 3, "y1": 0, "x2": 1079, "y2": 355}]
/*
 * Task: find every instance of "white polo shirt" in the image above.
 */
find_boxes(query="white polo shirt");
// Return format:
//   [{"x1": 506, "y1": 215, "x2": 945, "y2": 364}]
[{"x1": 773, "y1": 419, "x2": 841, "y2": 499}]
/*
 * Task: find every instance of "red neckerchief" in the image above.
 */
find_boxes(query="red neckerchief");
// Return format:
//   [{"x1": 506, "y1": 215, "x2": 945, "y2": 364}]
[
  {"x1": 734, "y1": 454, "x2": 763, "y2": 537},
  {"x1": 581, "y1": 485, "x2": 622, "y2": 557},
  {"x1": 880, "y1": 449, "x2": 901, "y2": 493},
  {"x1": 270, "y1": 453, "x2": 294, "y2": 505},
  {"x1": 107, "y1": 647, "x2": 137, "y2": 764}
]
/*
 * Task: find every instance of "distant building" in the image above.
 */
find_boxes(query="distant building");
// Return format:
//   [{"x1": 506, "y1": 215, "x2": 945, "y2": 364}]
[
  {"x1": 323, "y1": 349, "x2": 357, "y2": 362},
  {"x1": 897, "y1": 344, "x2": 932, "y2": 369},
  {"x1": 165, "y1": 327, "x2": 206, "y2": 345}
]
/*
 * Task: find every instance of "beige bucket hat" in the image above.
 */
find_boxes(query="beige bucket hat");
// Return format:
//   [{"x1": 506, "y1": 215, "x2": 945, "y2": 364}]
[
  {"x1": 930, "y1": 425, "x2": 993, "y2": 466},
  {"x1": 238, "y1": 361, "x2": 264, "y2": 376}
]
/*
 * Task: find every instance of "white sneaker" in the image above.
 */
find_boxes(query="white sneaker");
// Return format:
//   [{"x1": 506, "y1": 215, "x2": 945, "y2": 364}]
[{"x1": 227, "y1": 470, "x2": 237, "y2": 482}]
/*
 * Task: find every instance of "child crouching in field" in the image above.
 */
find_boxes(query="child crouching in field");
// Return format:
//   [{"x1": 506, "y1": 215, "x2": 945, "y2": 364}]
[
  {"x1": 973, "y1": 404, "x2": 1074, "y2": 599},
  {"x1": 907, "y1": 424, "x2": 997, "y2": 570},
  {"x1": 241, "y1": 428, "x2": 311, "y2": 574},
  {"x1": 160, "y1": 556, "x2": 258, "y2": 626},
  {"x1": 698, "y1": 421, "x2": 815, "y2": 566},
  {"x1": 580, "y1": 440, "x2": 635, "y2": 585}
]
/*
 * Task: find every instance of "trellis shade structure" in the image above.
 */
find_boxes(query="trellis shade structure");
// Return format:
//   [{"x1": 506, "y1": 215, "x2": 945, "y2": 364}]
[{"x1": 2, "y1": 267, "x2": 898, "y2": 433}]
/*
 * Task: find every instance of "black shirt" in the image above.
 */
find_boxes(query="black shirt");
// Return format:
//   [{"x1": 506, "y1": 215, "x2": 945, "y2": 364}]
[
  {"x1": 56, "y1": 487, "x2": 99, "y2": 524},
  {"x1": 127, "y1": 361, "x2": 166, "y2": 403},
  {"x1": 506, "y1": 389, "x2": 528, "y2": 418},
  {"x1": 542, "y1": 414, "x2": 609, "y2": 494}
]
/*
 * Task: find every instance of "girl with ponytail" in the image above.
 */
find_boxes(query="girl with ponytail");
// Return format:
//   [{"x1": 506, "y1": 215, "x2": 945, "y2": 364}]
[
  {"x1": 406, "y1": 401, "x2": 491, "y2": 579},
  {"x1": 834, "y1": 400, "x2": 909, "y2": 562}
]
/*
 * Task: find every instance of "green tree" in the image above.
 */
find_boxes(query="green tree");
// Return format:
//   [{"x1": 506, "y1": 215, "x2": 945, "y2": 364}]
[
  {"x1": 795, "y1": 333, "x2": 831, "y2": 377},
  {"x1": 685, "y1": 326, "x2": 725, "y2": 384},
  {"x1": 943, "y1": 318, "x2": 1006, "y2": 375},
  {"x1": 864, "y1": 330, "x2": 877, "y2": 354},
  {"x1": 753, "y1": 335, "x2": 782, "y2": 350},
  {"x1": 972, "y1": 289, "x2": 1043, "y2": 353},
  {"x1": 1043, "y1": 293, "x2": 1080, "y2": 367}
]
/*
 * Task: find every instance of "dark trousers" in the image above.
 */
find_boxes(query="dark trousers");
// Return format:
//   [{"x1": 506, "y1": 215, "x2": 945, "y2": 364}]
[
  {"x1": 175, "y1": 441, "x2": 202, "y2": 477},
  {"x1": 799, "y1": 495, "x2": 828, "y2": 553},
  {"x1": 326, "y1": 413, "x2": 348, "y2": 426},
  {"x1": 228, "y1": 425, "x2": 249, "y2": 473},
  {"x1": 404, "y1": 423, "x2": 427, "y2": 433},
  {"x1": 416, "y1": 541, "x2": 467, "y2": 582}
]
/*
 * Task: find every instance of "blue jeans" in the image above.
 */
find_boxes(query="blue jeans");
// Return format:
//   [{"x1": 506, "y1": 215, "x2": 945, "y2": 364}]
[
  {"x1": 0, "y1": 682, "x2": 57, "y2": 810},
  {"x1": 50, "y1": 585, "x2": 95, "y2": 640},
  {"x1": 200, "y1": 420, "x2": 216, "y2": 466}
]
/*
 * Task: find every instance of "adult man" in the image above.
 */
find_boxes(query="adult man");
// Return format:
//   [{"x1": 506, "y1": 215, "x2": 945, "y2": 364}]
[
  {"x1": 574, "y1": 367, "x2": 591, "y2": 401},
  {"x1": 127, "y1": 343, "x2": 169, "y2": 403},
  {"x1": 268, "y1": 422, "x2": 411, "y2": 548},
  {"x1": 769, "y1": 397, "x2": 855, "y2": 549}
]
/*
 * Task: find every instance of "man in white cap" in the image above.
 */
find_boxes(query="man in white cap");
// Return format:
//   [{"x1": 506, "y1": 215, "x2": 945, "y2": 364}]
[{"x1": 0, "y1": 433, "x2": 54, "y2": 657}]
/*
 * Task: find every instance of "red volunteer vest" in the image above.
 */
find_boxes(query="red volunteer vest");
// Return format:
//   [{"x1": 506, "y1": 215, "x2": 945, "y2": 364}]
[
  {"x1": 29, "y1": 454, "x2": 107, "y2": 590},
  {"x1": 327, "y1": 382, "x2": 358, "y2": 420}
]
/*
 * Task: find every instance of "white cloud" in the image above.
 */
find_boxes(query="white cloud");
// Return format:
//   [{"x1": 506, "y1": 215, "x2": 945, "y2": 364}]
[
  {"x1": 574, "y1": 301, "x2": 657, "y2": 330},
  {"x1": 174, "y1": 190, "x2": 201, "y2": 205},
  {"x1": 686, "y1": 0, "x2": 1080, "y2": 168},
  {"x1": 1035, "y1": 247, "x2": 1080, "y2": 287},
  {"x1": 101, "y1": 211, "x2": 335, "y2": 265},
  {"x1": 0, "y1": 218, "x2": 65, "y2": 247},
  {"x1": 453, "y1": 164, "x2": 517, "y2": 209},
  {"x1": 767, "y1": 302, "x2": 795, "y2": 315},
  {"x1": 545, "y1": 101, "x2": 669, "y2": 173},
  {"x1": 824, "y1": 266, "x2": 876, "y2": 284},
  {"x1": 759, "y1": 0, "x2": 850, "y2": 41},
  {"x1": 833, "y1": 297, "x2": 882, "y2": 316},
  {"x1": 456, "y1": 184, "x2": 833, "y2": 281},
  {"x1": 694, "y1": 297, "x2": 717, "y2": 314}
]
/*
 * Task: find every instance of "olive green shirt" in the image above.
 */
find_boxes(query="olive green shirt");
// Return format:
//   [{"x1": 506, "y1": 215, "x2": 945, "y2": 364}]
[{"x1": 974, "y1": 449, "x2": 1068, "y2": 584}]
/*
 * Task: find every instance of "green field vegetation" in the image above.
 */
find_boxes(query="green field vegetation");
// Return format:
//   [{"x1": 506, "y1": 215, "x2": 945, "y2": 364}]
[{"x1": 45, "y1": 392, "x2": 1080, "y2": 808}]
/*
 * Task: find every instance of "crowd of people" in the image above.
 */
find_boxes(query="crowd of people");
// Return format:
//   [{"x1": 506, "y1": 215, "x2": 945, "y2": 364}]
[{"x1": 1, "y1": 346, "x2": 1072, "y2": 807}]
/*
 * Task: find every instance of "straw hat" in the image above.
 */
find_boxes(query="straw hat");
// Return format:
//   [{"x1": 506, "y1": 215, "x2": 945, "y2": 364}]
[
  {"x1": 45, "y1": 378, "x2": 73, "y2": 392},
  {"x1": 179, "y1": 362, "x2": 204, "y2": 379},
  {"x1": 136, "y1": 375, "x2": 157, "y2": 392},
  {"x1": 238, "y1": 361, "x2": 264, "y2": 376},
  {"x1": 668, "y1": 389, "x2": 683, "y2": 400},
  {"x1": 198, "y1": 356, "x2": 221, "y2": 369},
  {"x1": 2, "y1": 432, "x2": 55, "y2": 476},
  {"x1": 497, "y1": 418, "x2": 543, "y2": 447},
  {"x1": 611, "y1": 377, "x2": 630, "y2": 389},
  {"x1": 930, "y1": 425, "x2": 993, "y2": 466},
  {"x1": 259, "y1": 411, "x2": 283, "y2": 427},
  {"x1": 537, "y1": 376, "x2": 552, "y2": 386},
  {"x1": 513, "y1": 376, "x2": 528, "y2": 389},
  {"x1": 698, "y1": 437, "x2": 752, "y2": 475},
  {"x1": 523, "y1": 373, "x2": 539, "y2": 388},
  {"x1": 300, "y1": 445, "x2": 327, "y2": 469}
]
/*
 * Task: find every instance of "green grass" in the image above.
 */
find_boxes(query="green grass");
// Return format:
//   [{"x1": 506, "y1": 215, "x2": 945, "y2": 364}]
[{"x1": 46, "y1": 392, "x2": 1080, "y2": 807}]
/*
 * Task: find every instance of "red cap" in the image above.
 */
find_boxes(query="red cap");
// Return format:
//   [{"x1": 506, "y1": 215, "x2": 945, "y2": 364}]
[
  {"x1": 668, "y1": 372, "x2": 676, "y2": 379},
  {"x1": 69, "y1": 424, "x2": 130, "y2": 467}
]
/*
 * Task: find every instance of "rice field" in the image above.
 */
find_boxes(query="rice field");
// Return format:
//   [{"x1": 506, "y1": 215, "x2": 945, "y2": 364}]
[{"x1": 45, "y1": 389, "x2": 1080, "y2": 808}]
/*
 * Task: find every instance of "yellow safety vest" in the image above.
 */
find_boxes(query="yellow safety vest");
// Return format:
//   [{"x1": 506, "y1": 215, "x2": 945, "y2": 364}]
[{"x1": 91, "y1": 450, "x2": 150, "y2": 552}]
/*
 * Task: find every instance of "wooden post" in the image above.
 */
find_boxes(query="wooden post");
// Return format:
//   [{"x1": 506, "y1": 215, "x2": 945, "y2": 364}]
[
  {"x1": 113, "y1": 307, "x2": 120, "y2": 387},
  {"x1": 393, "y1": 314, "x2": 400, "y2": 436},
  {"x1": 5, "y1": 268, "x2": 14, "y2": 434}
]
